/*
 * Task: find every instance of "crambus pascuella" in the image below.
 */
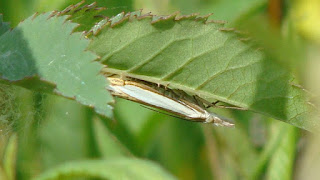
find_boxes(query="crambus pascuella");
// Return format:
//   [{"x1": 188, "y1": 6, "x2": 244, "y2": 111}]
[{"x1": 106, "y1": 75, "x2": 234, "y2": 127}]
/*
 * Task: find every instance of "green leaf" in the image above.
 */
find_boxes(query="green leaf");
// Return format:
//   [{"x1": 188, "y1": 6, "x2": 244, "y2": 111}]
[
  {"x1": 88, "y1": 12, "x2": 314, "y2": 131},
  {"x1": 249, "y1": 119, "x2": 287, "y2": 180},
  {"x1": 34, "y1": 158, "x2": 177, "y2": 180},
  {"x1": 266, "y1": 122, "x2": 298, "y2": 180},
  {"x1": 93, "y1": 116, "x2": 133, "y2": 158},
  {"x1": 0, "y1": 0, "x2": 33, "y2": 27},
  {"x1": 2, "y1": 134, "x2": 18, "y2": 180},
  {"x1": 0, "y1": 12, "x2": 113, "y2": 118},
  {"x1": 49, "y1": 1, "x2": 134, "y2": 33},
  {"x1": 39, "y1": 95, "x2": 96, "y2": 169},
  {"x1": 91, "y1": 0, "x2": 134, "y2": 17},
  {"x1": 53, "y1": 1, "x2": 106, "y2": 32},
  {"x1": 0, "y1": 14, "x2": 10, "y2": 36}
]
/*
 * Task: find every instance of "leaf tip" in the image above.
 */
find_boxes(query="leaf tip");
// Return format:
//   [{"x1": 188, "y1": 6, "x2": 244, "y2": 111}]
[
  {"x1": 110, "y1": 12, "x2": 129, "y2": 27},
  {"x1": 31, "y1": 12, "x2": 39, "y2": 21},
  {"x1": 137, "y1": 11, "x2": 152, "y2": 20},
  {"x1": 87, "y1": 17, "x2": 109, "y2": 36},
  {"x1": 195, "y1": 13, "x2": 213, "y2": 22},
  {"x1": 151, "y1": 11, "x2": 180, "y2": 24},
  {"x1": 175, "y1": 13, "x2": 199, "y2": 21},
  {"x1": 58, "y1": 0, "x2": 85, "y2": 16}
]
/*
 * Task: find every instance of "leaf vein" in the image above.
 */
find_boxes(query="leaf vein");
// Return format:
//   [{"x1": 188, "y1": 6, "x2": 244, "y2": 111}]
[
  {"x1": 102, "y1": 31, "x2": 155, "y2": 62},
  {"x1": 195, "y1": 45, "x2": 256, "y2": 90},
  {"x1": 128, "y1": 33, "x2": 182, "y2": 72},
  {"x1": 162, "y1": 29, "x2": 222, "y2": 80}
]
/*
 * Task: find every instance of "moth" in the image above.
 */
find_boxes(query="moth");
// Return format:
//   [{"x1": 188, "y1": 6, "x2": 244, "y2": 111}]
[{"x1": 106, "y1": 75, "x2": 234, "y2": 127}]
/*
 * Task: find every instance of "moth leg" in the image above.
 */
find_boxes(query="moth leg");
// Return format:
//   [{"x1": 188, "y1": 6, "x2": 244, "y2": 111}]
[
  {"x1": 214, "y1": 104, "x2": 247, "y2": 110},
  {"x1": 172, "y1": 89, "x2": 187, "y2": 99},
  {"x1": 195, "y1": 96, "x2": 247, "y2": 110},
  {"x1": 210, "y1": 100, "x2": 247, "y2": 110},
  {"x1": 164, "y1": 83, "x2": 170, "y2": 90},
  {"x1": 192, "y1": 95, "x2": 215, "y2": 108},
  {"x1": 192, "y1": 95, "x2": 209, "y2": 108},
  {"x1": 213, "y1": 101, "x2": 247, "y2": 110},
  {"x1": 206, "y1": 100, "x2": 220, "y2": 108}
]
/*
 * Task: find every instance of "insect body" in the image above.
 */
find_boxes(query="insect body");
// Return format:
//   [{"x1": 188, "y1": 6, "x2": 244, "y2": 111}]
[{"x1": 107, "y1": 76, "x2": 234, "y2": 127}]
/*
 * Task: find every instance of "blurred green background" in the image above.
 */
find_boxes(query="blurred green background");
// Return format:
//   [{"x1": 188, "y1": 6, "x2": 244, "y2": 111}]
[{"x1": 1, "y1": 0, "x2": 320, "y2": 179}]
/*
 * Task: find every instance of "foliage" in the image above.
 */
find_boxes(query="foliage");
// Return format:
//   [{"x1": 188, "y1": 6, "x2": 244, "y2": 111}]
[
  {"x1": 0, "y1": 0, "x2": 319, "y2": 180},
  {"x1": 0, "y1": 11, "x2": 113, "y2": 117}
]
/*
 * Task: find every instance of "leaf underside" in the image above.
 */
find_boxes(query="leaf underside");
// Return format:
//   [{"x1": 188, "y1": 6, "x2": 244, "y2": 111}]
[
  {"x1": 0, "y1": 12, "x2": 113, "y2": 118},
  {"x1": 88, "y1": 11, "x2": 315, "y2": 132},
  {"x1": 0, "y1": 2, "x2": 315, "y2": 131}
]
